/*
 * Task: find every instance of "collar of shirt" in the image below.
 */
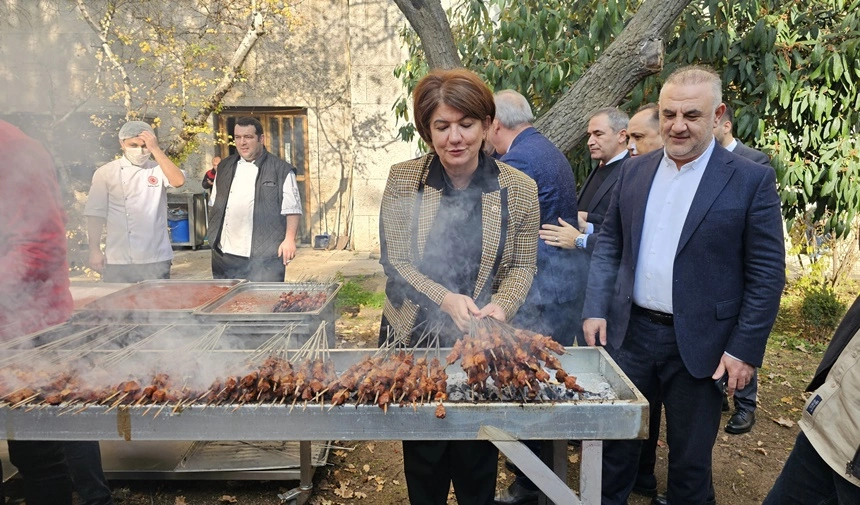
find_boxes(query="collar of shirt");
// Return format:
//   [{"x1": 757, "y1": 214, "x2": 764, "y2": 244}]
[
  {"x1": 605, "y1": 150, "x2": 627, "y2": 166},
  {"x1": 633, "y1": 138, "x2": 716, "y2": 313},
  {"x1": 726, "y1": 138, "x2": 738, "y2": 152},
  {"x1": 662, "y1": 137, "x2": 717, "y2": 173}
]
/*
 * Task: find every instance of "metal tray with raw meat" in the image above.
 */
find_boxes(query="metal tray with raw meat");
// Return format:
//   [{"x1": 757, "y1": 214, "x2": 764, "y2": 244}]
[
  {"x1": 73, "y1": 279, "x2": 246, "y2": 323},
  {"x1": 192, "y1": 282, "x2": 341, "y2": 323}
]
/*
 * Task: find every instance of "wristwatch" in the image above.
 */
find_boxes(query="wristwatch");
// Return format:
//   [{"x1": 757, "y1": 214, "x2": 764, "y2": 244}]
[{"x1": 575, "y1": 234, "x2": 587, "y2": 249}]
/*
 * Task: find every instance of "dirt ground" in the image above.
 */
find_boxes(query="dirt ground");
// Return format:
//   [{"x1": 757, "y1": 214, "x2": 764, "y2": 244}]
[{"x1": 3, "y1": 281, "x2": 819, "y2": 505}]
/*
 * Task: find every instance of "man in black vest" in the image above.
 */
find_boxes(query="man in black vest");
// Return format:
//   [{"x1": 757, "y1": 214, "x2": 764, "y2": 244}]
[{"x1": 208, "y1": 117, "x2": 302, "y2": 281}]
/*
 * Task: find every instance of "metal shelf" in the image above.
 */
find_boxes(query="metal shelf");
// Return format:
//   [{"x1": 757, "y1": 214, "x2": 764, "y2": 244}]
[{"x1": 167, "y1": 192, "x2": 207, "y2": 249}]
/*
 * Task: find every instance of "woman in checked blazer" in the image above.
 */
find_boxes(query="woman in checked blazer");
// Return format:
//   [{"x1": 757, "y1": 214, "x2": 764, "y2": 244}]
[{"x1": 378, "y1": 68, "x2": 539, "y2": 505}]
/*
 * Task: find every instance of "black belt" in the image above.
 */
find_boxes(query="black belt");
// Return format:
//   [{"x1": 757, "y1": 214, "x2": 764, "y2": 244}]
[{"x1": 632, "y1": 305, "x2": 674, "y2": 326}]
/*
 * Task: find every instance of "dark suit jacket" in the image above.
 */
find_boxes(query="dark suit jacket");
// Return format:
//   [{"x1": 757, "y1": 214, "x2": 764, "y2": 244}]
[
  {"x1": 578, "y1": 154, "x2": 628, "y2": 254},
  {"x1": 732, "y1": 140, "x2": 770, "y2": 165},
  {"x1": 500, "y1": 127, "x2": 580, "y2": 305},
  {"x1": 582, "y1": 144, "x2": 786, "y2": 378}
]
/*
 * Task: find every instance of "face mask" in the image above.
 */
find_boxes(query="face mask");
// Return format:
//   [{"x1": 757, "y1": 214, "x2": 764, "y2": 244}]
[{"x1": 124, "y1": 147, "x2": 151, "y2": 166}]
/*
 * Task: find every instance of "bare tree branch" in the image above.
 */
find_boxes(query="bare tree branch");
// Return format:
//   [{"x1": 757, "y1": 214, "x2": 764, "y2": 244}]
[
  {"x1": 535, "y1": 0, "x2": 694, "y2": 152},
  {"x1": 75, "y1": 0, "x2": 134, "y2": 116},
  {"x1": 164, "y1": 10, "x2": 267, "y2": 157}
]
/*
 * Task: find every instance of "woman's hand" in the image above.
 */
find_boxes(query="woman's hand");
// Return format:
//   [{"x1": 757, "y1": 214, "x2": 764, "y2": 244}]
[
  {"x1": 539, "y1": 217, "x2": 580, "y2": 249},
  {"x1": 440, "y1": 293, "x2": 482, "y2": 332},
  {"x1": 478, "y1": 302, "x2": 506, "y2": 322}
]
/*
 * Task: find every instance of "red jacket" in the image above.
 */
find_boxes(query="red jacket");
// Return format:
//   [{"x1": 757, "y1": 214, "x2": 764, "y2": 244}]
[{"x1": 0, "y1": 120, "x2": 73, "y2": 340}]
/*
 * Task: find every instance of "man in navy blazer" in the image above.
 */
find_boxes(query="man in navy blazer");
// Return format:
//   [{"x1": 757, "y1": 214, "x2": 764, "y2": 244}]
[
  {"x1": 489, "y1": 89, "x2": 584, "y2": 505},
  {"x1": 582, "y1": 66, "x2": 785, "y2": 505},
  {"x1": 489, "y1": 90, "x2": 582, "y2": 344},
  {"x1": 714, "y1": 103, "x2": 773, "y2": 436}
]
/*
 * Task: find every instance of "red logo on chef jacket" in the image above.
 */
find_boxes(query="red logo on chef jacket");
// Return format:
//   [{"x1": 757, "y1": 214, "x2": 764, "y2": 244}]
[{"x1": 147, "y1": 175, "x2": 159, "y2": 187}]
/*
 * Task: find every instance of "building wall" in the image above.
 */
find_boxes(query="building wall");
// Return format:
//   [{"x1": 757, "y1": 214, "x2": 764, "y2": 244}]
[{"x1": 0, "y1": 0, "x2": 416, "y2": 252}]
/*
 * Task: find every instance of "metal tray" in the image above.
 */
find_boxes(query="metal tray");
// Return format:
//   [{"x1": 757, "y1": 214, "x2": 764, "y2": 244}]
[
  {"x1": 193, "y1": 282, "x2": 341, "y2": 321},
  {"x1": 73, "y1": 279, "x2": 246, "y2": 322},
  {"x1": 0, "y1": 347, "x2": 647, "y2": 442}
]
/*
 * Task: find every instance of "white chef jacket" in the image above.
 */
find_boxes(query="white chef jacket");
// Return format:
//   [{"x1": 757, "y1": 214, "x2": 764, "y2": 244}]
[{"x1": 84, "y1": 157, "x2": 177, "y2": 264}]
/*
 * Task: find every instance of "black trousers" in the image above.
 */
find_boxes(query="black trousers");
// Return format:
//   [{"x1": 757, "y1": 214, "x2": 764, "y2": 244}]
[
  {"x1": 601, "y1": 313, "x2": 723, "y2": 505},
  {"x1": 211, "y1": 247, "x2": 285, "y2": 282},
  {"x1": 763, "y1": 431, "x2": 860, "y2": 504},
  {"x1": 3, "y1": 441, "x2": 73, "y2": 505},
  {"x1": 65, "y1": 441, "x2": 114, "y2": 505},
  {"x1": 732, "y1": 368, "x2": 758, "y2": 412},
  {"x1": 402, "y1": 440, "x2": 498, "y2": 505},
  {"x1": 102, "y1": 261, "x2": 171, "y2": 283}
]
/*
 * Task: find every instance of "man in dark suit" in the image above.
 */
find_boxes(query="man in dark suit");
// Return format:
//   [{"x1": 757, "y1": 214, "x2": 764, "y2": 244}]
[
  {"x1": 488, "y1": 89, "x2": 581, "y2": 505},
  {"x1": 714, "y1": 103, "x2": 772, "y2": 436},
  {"x1": 581, "y1": 65, "x2": 786, "y2": 505},
  {"x1": 566, "y1": 107, "x2": 629, "y2": 254},
  {"x1": 489, "y1": 89, "x2": 582, "y2": 344},
  {"x1": 714, "y1": 105, "x2": 770, "y2": 165}
]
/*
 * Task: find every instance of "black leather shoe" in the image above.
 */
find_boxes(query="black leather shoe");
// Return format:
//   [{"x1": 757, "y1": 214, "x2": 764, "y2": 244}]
[
  {"x1": 632, "y1": 473, "x2": 658, "y2": 497},
  {"x1": 725, "y1": 409, "x2": 756, "y2": 434},
  {"x1": 652, "y1": 494, "x2": 716, "y2": 505},
  {"x1": 494, "y1": 481, "x2": 538, "y2": 505}
]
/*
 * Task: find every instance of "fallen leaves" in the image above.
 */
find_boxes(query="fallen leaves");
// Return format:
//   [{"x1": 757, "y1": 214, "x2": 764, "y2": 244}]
[
  {"x1": 174, "y1": 498, "x2": 187, "y2": 505},
  {"x1": 219, "y1": 496, "x2": 237, "y2": 503},
  {"x1": 773, "y1": 417, "x2": 796, "y2": 428}
]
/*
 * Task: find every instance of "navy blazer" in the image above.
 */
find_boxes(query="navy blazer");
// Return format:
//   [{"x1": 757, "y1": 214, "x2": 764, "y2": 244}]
[
  {"x1": 732, "y1": 140, "x2": 770, "y2": 165},
  {"x1": 501, "y1": 127, "x2": 580, "y2": 305},
  {"x1": 583, "y1": 144, "x2": 786, "y2": 378}
]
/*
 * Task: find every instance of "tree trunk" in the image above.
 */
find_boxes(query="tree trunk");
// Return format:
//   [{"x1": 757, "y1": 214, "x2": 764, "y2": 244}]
[
  {"x1": 391, "y1": 0, "x2": 462, "y2": 70},
  {"x1": 397, "y1": 0, "x2": 694, "y2": 152},
  {"x1": 536, "y1": 0, "x2": 693, "y2": 152}
]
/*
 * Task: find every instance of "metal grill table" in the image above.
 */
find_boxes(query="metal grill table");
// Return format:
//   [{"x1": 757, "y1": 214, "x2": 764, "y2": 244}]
[{"x1": 0, "y1": 338, "x2": 647, "y2": 505}]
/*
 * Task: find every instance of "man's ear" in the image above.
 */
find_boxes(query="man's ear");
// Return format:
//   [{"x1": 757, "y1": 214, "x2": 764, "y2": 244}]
[{"x1": 714, "y1": 103, "x2": 727, "y2": 128}]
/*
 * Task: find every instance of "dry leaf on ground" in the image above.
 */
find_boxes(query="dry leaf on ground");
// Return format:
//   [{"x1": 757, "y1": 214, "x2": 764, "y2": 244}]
[{"x1": 774, "y1": 417, "x2": 796, "y2": 428}]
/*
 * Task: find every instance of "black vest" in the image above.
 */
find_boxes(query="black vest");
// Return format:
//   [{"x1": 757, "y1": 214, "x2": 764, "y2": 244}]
[{"x1": 208, "y1": 149, "x2": 297, "y2": 259}]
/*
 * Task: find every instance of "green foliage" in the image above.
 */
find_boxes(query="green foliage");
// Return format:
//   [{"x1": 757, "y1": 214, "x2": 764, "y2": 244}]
[
  {"x1": 335, "y1": 278, "x2": 386, "y2": 310},
  {"x1": 396, "y1": 0, "x2": 860, "y2": 230},
  {"x1": 799, "y1": 285, "x2": 847, "y2": 340},
  {"x1": 394, "y1": 0, "x2": 635, "y2": 175},
  {"x1": 631, "y1": 0, "x2": 860, "y2": 239}
]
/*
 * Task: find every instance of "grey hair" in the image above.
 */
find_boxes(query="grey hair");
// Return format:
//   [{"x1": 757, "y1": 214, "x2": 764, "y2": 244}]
[
  {"x1": 493, "y1": 90, "x2": 535, "y2": 129},
  {"x1": 663, "y1": 65, "x2": 723, "y2": 108},
  {"x1": 590, "y1": 107, "x2": 629, "y2": 133}
]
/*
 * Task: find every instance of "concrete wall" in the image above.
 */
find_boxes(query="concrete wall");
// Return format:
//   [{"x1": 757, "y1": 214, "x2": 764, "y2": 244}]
[{"x1": 0, "y1": 0, "x2": 416, "y2": 252}]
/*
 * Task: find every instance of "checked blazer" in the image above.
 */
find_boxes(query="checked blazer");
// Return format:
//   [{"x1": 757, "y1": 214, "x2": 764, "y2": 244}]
[{"x1": 379, "y1": 153, "x2": 539, "y2": 339}]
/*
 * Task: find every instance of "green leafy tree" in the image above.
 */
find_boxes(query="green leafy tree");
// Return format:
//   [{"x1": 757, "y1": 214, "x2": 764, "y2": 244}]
[
  {"x1": 646, "y1": 0, "x2": 860, "y2": 237},
  {"x1": 396, "y1": 0, "x2": 860, "y2": 238}
]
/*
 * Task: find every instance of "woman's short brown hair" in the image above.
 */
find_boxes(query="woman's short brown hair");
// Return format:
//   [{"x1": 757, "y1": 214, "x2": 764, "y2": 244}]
[{"x1": 413, "y1": 68, "x2": 495, "y2": 148}]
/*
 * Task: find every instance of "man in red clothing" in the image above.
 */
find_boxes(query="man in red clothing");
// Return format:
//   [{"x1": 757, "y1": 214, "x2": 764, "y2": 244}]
[{"x1": 0, "y1": 119, "x2": 75, "y2": 504}]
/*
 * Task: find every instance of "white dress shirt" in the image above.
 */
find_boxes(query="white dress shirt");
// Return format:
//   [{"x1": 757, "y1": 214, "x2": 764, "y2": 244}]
[
  {"x1": 633, "y1": 139, "x2": 717, "y2": 313},
  {"x1": 725, "y1": 138, "x2": 738, "y2": 152}
]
